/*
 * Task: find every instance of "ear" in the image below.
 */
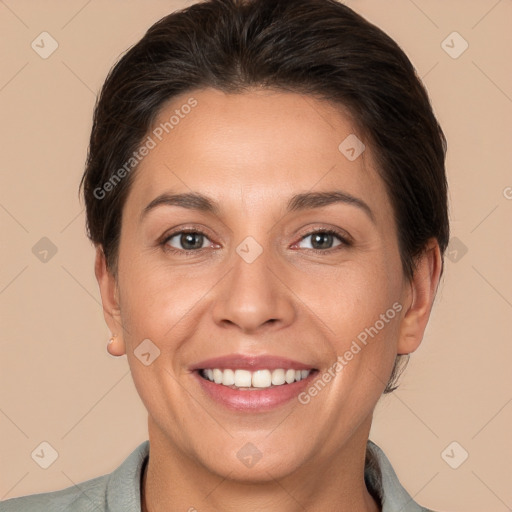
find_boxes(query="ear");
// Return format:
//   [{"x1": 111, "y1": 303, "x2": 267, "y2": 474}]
[
  {"x1": 94, "y1": 246, "x2": 126, "y2": 356},
  {"x1": 397, "y1": 239, "x2": 443, "y2": 355}
]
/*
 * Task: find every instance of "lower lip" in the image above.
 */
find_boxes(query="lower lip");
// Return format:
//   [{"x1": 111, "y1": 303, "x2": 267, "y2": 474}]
[{"x1": 193, "y1": 370, "x2": 318, "y2": 412}]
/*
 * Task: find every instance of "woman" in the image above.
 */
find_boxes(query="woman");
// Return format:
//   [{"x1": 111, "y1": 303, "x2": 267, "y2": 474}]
[{"x1": 0, "y1": 0, "x2": 448, "y2": 510}]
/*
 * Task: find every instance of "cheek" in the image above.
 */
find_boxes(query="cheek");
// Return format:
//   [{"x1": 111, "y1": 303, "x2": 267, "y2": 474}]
[
  {"x1": 116, "y1": 255, "x2": 217, "y2": 350},
  {"x1": 301, "y1": 256, "x2": 402, "y2": 338},
  {"x1": 305, "y1": 257, "x2": 403, "y2": 390},
  {"x1": 116, "y1": 259, "x2": 200, "y2": 410},
  {"x1": 330, "y1": 293, "x2": 401, "y2": 387}
]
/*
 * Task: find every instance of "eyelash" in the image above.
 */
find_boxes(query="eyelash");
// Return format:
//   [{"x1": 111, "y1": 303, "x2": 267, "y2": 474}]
[{"x1": 160, "y1": 227, "x2": 352, "y2": 256}]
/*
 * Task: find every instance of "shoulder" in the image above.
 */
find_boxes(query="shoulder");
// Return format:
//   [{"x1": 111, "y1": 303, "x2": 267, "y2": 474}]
[
  {"x1": 0, "y1": 440, "x2": 149, "y2": 512},
  {"x1": 0, "y1": 473, "x2": 109, "y2": 512},
  {"x1": 367, "y1": 440, "x2": 440, "y2": 512}
]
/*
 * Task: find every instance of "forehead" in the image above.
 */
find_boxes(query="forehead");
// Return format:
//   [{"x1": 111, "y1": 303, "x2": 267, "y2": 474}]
[{"x1": 125, "y1": 87, "x2": 390, "y2": 218}]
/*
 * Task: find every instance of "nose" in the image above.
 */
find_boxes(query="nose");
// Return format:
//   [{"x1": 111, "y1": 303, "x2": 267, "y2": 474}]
[{"x1": 211, "y1": 243, "x2": 296, "y2": 334}]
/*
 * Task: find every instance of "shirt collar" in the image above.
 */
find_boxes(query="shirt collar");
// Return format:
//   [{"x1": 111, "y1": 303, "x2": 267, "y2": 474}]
[{"x1": 368, "y1": 440, "x2": 433, "y2": 511}]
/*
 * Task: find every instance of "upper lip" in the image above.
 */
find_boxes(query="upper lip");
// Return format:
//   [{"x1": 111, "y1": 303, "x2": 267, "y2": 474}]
[{"x1": 190, "y1": 353, "x2": 317, "y2": 371}]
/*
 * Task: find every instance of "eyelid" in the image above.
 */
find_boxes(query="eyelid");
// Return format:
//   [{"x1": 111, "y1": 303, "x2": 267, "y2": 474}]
[
  {"x1": 294, "y1": 225, "x2": 353, "y2": 244},
  {"x1": 160, "y1": 224, "x2": 215, "y2": 242}
]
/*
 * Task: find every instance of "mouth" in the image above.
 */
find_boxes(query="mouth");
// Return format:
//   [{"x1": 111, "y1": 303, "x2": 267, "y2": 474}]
[{"x1": 190, "y1": 353, "x2": 320, "y2": 411}]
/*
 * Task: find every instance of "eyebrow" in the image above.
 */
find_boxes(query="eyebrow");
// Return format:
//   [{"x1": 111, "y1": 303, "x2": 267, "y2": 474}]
[{"x1": 140, "y1": 190, "x2": 375, "y2": 223}]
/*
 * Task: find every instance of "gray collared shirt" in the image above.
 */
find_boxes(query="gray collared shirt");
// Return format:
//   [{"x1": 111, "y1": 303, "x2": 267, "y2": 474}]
[{"x1": 0, "y1": 440, "x2": 437, "y2": 511}]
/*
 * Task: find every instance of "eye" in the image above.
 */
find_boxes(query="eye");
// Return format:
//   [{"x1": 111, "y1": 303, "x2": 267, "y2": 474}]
[
  {"x1": 295, "y1": 229, "x2": 350, "y2": 252},
  {"x1": 160, "y1": 227, "x2": 351, "y2": 256},
  {"x1": 163, "y1": 229, "x2": 212, "y2": 253}
]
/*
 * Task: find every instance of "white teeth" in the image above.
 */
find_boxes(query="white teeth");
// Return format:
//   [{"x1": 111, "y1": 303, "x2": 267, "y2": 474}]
[
  {"x1": 252, "y1": 369, "x2": 272, "y2": 388},
  {"x1": 221, "y1": 369, "x2": 235, "y2": 386},
  {"x1": 285, "y1": 369, "x2": 296, "y2": 384},
  {"x1": 271, "y1": 369, "x2": 286, "y2": 385},
  {"x1": 201, "y1": 368, "x2": 312, "y2": 389},
  {"x1": 213, "y1": 369, "x2": 223, "y2": 384},
  {"x1": 234, "y1": 369, "x2": 252, "y2": 387}
]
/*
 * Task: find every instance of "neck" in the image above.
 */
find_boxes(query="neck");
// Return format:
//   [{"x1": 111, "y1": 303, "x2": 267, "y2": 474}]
[{"x1": 141, "y1": 418, "x2": 380, "y2": 512}]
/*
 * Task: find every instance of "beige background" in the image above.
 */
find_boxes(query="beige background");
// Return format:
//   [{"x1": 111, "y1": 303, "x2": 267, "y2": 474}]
[{"x1": 1, "y1": 1, "x2": 511, "y2": 510}]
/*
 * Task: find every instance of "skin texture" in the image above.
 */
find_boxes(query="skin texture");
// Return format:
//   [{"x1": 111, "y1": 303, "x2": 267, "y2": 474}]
[{"x1": 95, "y1": 88, "x2": 442, "y2": 512}]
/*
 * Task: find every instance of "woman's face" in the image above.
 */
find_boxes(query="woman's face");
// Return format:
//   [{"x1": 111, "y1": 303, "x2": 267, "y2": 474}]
[{"x1": 98, "y1": 88, "x2": 431, "y2": 480}]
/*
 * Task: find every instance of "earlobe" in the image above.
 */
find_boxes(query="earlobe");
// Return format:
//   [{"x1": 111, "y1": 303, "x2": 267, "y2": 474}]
[
  {"x1": 397, "y1": 239, "x2": 442, "y2": 355},
  {"x1": 94, "y1": 246, "x2": 126, "y2": 356},
  {"x1": 107, "y1": 334, "x2": 125, "y2": 357}
]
